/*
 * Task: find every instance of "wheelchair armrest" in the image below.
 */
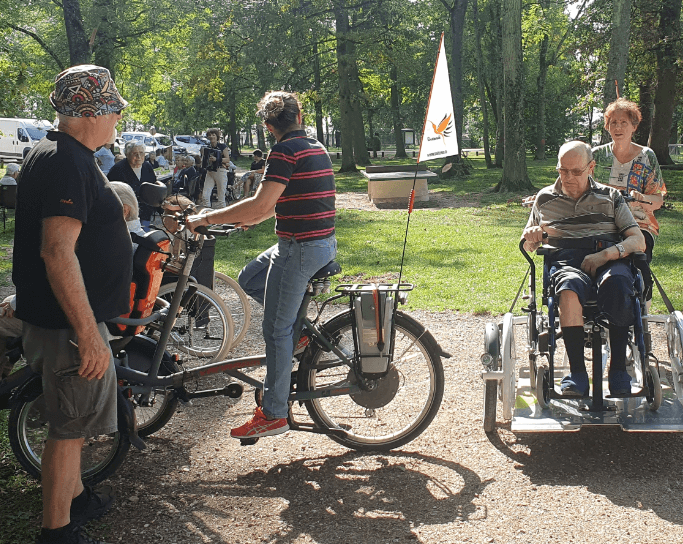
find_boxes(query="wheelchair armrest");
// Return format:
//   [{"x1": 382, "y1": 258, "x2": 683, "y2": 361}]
[
  {"x1": 536, "y1": 245, "x2": 559, "y2": 256},
  {"x1": 629, "y1": 251, "x2": 648, "y2": 263}
]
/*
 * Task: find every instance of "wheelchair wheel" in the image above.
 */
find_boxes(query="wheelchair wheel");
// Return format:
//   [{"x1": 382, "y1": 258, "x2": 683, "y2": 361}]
[
  {"x1": 500, "y1": 313, "x2": 517, "y2": 420},
  {"x1": 645, "y1": 365, "x2": 662, "y2": 411},
  {"x1": 483, "y1": 322, "x2": 500, "y2": 433},
  {"x1": 535, "y1": 365, "x2": 550, "y2": 409},
  {"x1": 301, "y1": 310, "x2": 444, "y2": 451}
]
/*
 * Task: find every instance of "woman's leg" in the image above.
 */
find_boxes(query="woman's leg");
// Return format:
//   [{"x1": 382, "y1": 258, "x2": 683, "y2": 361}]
[{"x1": 202, "y1": 172, "x2": 216, "y2": 208}]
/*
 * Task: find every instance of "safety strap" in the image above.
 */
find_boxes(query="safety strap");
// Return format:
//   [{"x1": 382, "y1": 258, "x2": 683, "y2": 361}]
[
  {"x1": 651, "y1": 269, "x2": 676, "y2": 314},
  {"x1": 509, "y1": 265, "x2": 531, "y2": 314}
]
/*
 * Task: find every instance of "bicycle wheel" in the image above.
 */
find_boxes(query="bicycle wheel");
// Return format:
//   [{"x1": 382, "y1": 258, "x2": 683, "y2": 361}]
[
  {"x1": 213, "y1": 272, "x2": 251, "y2": 348},
  {"x1": 8, "y1": 391, "x2": 130, "y2": 486},
  {"x1": 123, "y1": 335, "x2": 181, "y2": 437},
  {"x1": 154, "y1": 282, "x2": 234, "y2": 367},
  {"x1": 301, "y1": 310, "x2": 444, "y2": 451}
]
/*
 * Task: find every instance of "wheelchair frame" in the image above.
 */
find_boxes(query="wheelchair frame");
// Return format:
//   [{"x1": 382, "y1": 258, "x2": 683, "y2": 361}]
[{"x1": 481, "y1": 239, "x2": 683, "y2": 433}]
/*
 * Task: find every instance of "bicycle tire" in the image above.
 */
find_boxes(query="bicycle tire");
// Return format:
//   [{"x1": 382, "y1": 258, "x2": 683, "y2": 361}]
[
  {"x1": 8, "y1": 388, "x2": 130, "y2": 486},
  {"x1": 301, "y1": 310, "x2": 444, "y2": 451},
  {"x1": 154, "y1": 282, "x2": 234, "y2": 367},
  {"x1": 123, "y1": 335, "x2": 181, "y2": 437},
  {"x1": 213, "y1": 271, "x2": 251, "y2": 348}
]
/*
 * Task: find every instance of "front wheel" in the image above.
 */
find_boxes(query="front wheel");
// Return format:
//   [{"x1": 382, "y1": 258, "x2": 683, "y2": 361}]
[
  {"x1": 645, "y1": 365, "x2": 662, "y2": 411},
  {"x1": 301, "y1": 311, "x2": 444, "y2": 451},
  {"x1": 8, "y1": 385, "x2": 130, "y2": 486}
]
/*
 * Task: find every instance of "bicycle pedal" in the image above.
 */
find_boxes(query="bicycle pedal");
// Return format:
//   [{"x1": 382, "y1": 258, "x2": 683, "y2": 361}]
[{"x1": 240, "y1": 437, "x2": 259, "y2": 446}]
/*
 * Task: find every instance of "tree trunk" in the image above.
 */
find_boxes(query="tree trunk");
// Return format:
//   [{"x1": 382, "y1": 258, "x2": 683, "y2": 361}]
[
  {"x1": 602, "y1": 0, "x2": 633, "y2": 144},
  {"x1": 63, "y1": 0, "x2": 90, "y2": 65},
  {"x1": 390, "y1": 64, "x2": 407, "y2": 158},
  {"x1": 499, "y1": 0, "x2": 532, "y2": 192},
  {"x1": 92, "y1": 0, "x2": 115, "y2": 76},
  {"x1": 534, "y1": 1, "x2": 549, "y2": 161},
  {"x1": 587, "y1": 105, "x2": 594, "y2": 146},
  {"x1": 313, "y1": 43, "x2": 325, "y2": 143},
  {"x1": 334, "y1": 5, "x2": 358, "y2": 172},
  {"x1": 635, "y1": 82, "x2": 653, "y2": 146},
  {"x1": 649, "y1": 0, "x2": 682, "y2": 165},
  {"x1": 488, "y1": 0, "x2": 504, "y2": 167},
  {"x1": 256, "y1": 126, "x2": 266, "y2": 151},
  {"x1": 346, "y1": 25, "x2": 370, "y2": 167},
  {"x1": 473, "y1": 0, "x2": 492, "y2": 167},
  {"x1": 445, "y1": 0, "x2": 469, "y2": 155},
  {"x1": 228, "y1": 92, "x2": 239, "y2": 157}
]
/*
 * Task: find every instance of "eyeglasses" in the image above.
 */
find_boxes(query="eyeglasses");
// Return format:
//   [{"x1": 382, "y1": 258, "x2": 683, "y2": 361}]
[{"x1": 556, "y1": 163, "x2": 591, "y2": 177}]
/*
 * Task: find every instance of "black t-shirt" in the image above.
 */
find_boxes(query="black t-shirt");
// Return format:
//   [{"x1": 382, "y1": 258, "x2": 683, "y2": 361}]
[
  {"x1": 13, "y1": 131, "x2": 133, "y2": 329},
  {"x1": 250, "y1": 158, "x2": 266, "y2": 171}
]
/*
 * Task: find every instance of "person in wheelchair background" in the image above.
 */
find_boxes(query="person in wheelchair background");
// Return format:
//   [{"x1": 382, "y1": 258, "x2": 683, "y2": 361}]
[{"x1": 522, "y1": 141, "x2": 645, "y2": 397}]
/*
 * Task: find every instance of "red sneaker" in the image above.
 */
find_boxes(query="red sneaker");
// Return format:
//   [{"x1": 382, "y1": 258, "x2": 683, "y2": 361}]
[{"x1": 230, "y1": 406, "x2": 289, "y2": 438}]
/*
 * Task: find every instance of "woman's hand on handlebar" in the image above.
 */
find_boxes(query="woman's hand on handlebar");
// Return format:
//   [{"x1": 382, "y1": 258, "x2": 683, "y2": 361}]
[{"x1": 186, "y1": 214, "x2": 210, "y2": 234}]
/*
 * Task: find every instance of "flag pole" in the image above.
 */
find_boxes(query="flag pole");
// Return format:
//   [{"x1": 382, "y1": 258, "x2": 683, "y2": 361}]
[{"x1": 397, "y1": 32, "x2": 452, "y2": 289}]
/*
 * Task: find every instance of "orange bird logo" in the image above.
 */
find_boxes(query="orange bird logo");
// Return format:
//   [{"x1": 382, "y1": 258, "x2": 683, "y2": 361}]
[{"x1": 429, "y1": 113, "x2": 453, "y2": 144}]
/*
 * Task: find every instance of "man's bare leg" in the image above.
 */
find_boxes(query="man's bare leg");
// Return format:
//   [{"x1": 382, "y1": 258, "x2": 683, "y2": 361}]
[{"x1": 41, "y1": 437, "x2": 84, "y2": 529}]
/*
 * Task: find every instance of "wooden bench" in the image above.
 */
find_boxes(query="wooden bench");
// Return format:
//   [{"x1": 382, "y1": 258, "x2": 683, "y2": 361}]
[{"x1": 362, "y1": 165, "x2": 438, "y2": 206}]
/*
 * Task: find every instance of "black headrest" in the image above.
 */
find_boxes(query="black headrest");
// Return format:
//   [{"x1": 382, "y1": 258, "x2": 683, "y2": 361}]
[{"x1": 139, "y1": 181, "x2": 167, "y2": 207}]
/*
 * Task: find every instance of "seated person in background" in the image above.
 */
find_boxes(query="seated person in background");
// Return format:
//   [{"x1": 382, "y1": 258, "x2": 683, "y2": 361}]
[
  {"x1": 156, "y1": 148, "x2": 169, "y2": 169},
  {"x1": 239, "y1": 149, "x2": 266, "y2": 197},
  {"x1": 172, "y1": 155, "x2": 199, "y2": 197},
  {"x1": 109, "y1": 182, "x2": 146, "y2": 251},
  {"x1": 146, "y1": 151, "x2": 159, "y2": 169},
  {"x1": 1, "y1": 163, "x2": 19, "y2": 185},
  {"x1": 108, "y1": 141, "x2": 157, "y2": 230},
  {"x1": 522, "y1": 141, "x2": 645, "y2": 397}
]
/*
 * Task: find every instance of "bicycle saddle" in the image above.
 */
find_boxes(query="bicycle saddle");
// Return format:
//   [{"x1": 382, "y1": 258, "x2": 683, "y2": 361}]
[{"x1": 312, "y1": 261, "x2": 341, "y2": 280}]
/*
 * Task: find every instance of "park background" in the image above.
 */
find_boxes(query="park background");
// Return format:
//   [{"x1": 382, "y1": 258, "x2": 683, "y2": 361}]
[{"x1": 2, "y1": 1, "x2": 683, "y2": 542}]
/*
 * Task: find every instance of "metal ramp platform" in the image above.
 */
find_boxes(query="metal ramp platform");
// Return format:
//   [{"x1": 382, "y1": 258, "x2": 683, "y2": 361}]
[{"x1": 512, "y1": 366, "x2": 683, "y2": 432}]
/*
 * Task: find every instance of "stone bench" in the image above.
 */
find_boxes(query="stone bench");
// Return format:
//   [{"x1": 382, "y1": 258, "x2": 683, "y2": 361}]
[{"x1": 362, "y1": 165, "x2": 438, "y2": 206}]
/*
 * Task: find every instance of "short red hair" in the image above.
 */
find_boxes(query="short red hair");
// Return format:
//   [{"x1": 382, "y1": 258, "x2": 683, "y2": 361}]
[{"x1": 604, "y1": 98, "x2": 642, "y2": 129}]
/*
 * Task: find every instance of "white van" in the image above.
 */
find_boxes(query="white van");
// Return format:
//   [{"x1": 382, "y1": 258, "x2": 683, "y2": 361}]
[
  {"x1": 120, "y1": 131, "x2": 159, "y2": 154},
  {"x1": 0, "y1": 118, "x2": 54, "y2": 162}
]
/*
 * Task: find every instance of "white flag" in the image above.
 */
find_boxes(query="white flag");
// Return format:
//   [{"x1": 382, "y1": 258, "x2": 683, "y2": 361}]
[{"x1": 417, "y1": 33, "x2": 459, "y2": 163}]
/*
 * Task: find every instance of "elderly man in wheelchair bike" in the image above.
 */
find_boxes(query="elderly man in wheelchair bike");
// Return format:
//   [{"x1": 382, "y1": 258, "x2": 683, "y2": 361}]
[{"x1": 522, "y1": 141, "x2": 646, "y2": 398}]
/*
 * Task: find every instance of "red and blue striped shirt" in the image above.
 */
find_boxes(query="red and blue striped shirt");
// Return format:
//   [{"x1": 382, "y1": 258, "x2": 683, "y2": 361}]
[{"x1": 264, "y1": 130, "x2": 336, "y2": 241}]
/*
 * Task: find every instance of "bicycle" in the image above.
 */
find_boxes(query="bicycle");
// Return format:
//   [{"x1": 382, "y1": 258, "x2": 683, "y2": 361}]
[{"x1": 6, "y1": 195, "x2": 450, "y2": 485}]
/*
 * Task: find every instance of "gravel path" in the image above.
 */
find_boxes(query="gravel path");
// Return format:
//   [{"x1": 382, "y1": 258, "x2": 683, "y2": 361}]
[{"x1": 96, "y1": 308, "x2": 683, "y2": 544}]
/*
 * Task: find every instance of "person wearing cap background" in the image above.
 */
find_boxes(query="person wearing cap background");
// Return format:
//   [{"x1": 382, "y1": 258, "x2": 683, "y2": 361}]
[
  {"x1": 12, "y1": 64, "x2": 132, "y2": 544},
  {"x1": 1, "y1": 162, "x2": 20, "y2": 184}
]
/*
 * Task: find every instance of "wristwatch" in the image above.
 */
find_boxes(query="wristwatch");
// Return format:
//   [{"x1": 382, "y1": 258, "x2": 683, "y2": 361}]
[{"x1": 615, "y1": 243, "x2": 626, "y2": 259}]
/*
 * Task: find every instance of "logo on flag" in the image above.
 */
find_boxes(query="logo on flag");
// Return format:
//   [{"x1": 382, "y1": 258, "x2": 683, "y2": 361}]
[{"x1": 417, "y1": 33, "x2": 459, "y2": 163}]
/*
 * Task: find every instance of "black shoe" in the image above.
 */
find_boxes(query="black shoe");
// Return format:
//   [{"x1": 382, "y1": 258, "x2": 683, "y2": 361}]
[
  {"x1": 70, "y1": 485, "x2": 115, "y2": 526},
  {"x1": 36, "y1": 523, "x2": 109, "y2": 543}
]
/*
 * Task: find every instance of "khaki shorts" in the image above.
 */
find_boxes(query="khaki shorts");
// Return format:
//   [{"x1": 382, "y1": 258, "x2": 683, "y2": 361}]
[{"x1": 23, "y1": 322, "x2": 117, "y2": 440}]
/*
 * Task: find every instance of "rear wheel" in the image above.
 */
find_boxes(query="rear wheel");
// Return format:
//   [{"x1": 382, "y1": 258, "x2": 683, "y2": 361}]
[
  {"x1": 535, "y1": 366, "x2": 550, "y2": 409},
  {"x1": 8, "y1": 386, "x2": 130, "y2": 486},
  {"x1": 153, "y1": 282, "x2": 234, "y2": 367},
  {"x1": 301, "y1": 311, "x2": 444, "y2": 451}
]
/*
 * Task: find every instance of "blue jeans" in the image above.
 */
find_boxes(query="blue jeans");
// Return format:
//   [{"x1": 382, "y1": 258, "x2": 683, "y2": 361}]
[{"x1": 238, "y1": 236, "x2": 337, "y2": 418}]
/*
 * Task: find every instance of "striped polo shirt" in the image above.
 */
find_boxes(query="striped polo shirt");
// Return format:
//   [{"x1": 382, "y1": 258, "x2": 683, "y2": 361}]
[
  {"x1": 264, "y1": 130, "x2": 335, "y2": 241},
  {"x1": 525, "y1": 177, "x2": 637, "y2": 240}
]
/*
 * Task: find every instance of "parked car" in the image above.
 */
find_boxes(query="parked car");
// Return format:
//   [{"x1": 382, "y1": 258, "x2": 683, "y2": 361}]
[
  {"x1": 174, "y1": 135, "x2": 205, "y2": 154},
  {"x1": 0, "y1": 118, "x2": 54, "y2": 162},
  {"x1": 154, "y1": 133, "x2": 186, "y2": 156}
]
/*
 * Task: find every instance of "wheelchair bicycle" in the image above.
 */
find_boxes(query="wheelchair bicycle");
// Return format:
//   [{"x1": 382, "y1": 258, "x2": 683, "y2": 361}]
[{"x1": 481, "y1": 236, "x2": 683, "y2": 433}]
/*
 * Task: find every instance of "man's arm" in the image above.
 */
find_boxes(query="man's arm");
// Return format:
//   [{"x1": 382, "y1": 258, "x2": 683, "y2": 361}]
[
  {"x1": 581, "y1": 226, "x2": 646, "y2": 277},
  {"x1": 187, "y1": 180, "x2": 284, "y2": 231},
  {"x1": 41, "y1": 216, "x2": 111, "y2": 380}
]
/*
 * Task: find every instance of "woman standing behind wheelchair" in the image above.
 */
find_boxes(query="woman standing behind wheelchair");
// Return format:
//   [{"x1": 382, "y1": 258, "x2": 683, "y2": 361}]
[{"x1": 592, "y1": 98, "x2": 666, "y2": 269}]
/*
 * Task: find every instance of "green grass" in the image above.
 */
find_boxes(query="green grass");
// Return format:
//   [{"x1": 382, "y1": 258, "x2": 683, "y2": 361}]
[{"x1": 215, "y1": 155, "x2": 683, "y2": 315}]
